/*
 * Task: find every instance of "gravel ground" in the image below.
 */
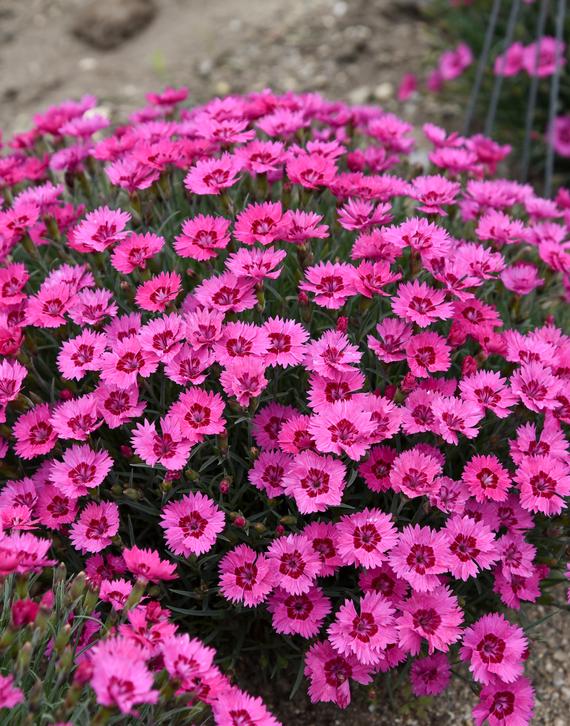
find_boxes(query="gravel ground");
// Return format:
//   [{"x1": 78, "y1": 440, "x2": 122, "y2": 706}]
[{"x1": 0, "y1": 1, "x2": 568, "y2": 723}]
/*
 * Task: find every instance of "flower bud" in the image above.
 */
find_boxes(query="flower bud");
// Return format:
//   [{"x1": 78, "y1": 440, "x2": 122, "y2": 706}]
[{"x1": 12, "y1": 599, "x2": 39, "y2": 627}]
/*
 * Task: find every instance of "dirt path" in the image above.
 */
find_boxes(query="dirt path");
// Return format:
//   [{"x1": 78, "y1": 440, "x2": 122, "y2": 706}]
[{"x1": 0, "y1": 0, "x2": 444, "y2": 136}]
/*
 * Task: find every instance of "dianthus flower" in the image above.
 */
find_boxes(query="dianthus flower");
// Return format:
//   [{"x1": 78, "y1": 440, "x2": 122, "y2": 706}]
[
  {"x1": 50, "y1": 394, "x2": 101, "y2": 441},
  {"x1": 461, "y1": 613, "x2": 527, "y2": 685},
  {"x1": 219, "y1": 544, "x2": 276, "y2": 607},
  {"x1": 111, "y1": 232, "x2": 165, "y2": 273},
  {"x1": 389, "y1": 448, "x2": 442, "y2": 498},
  {"x1": 70, "y1": 501, "x2": 119, "y2": 553},
  {"x1": 249, "y1": 449, "x2": 292, "y2": 498},
  {"x1": 135, "y1": 271, "x2": 181, "y2": 312},
  {"x1": 212, "y1": 688, "x2": 281, "y2": 726},
  {"x1": 300, "y1": 262, "x2": 358, "y2": 309},
  {"x1": 432, "y1": 396, "x2": 483, "y2": 444},
  {"x1": 99, "y1": 578, "x2": 133, "y2": 611},
  {"x1": 405, "y1": 332, "x2": 451, "y2": 378},
  {"x1": 131, "y1": 417, "x2": 192, "y2": 470},
  {"x1": 302, "y1": 521, "x2": 343, "y2": 577},
  {"x1": 160, "y1": 491, "x2": 225, "y2": 556},
  {"x1": 410, "y1": 653, "x2": 451, "y2": 697},
  {"x1": 0, "y1": 674, "x2": 24, "y2": 709},
  {"x1": 123, "y1": 545, "x2": 177, "y2": 582},
  {"x1": 169, "y1": 387, "x2": 226, "y2": 442},
  {"x1": 174, "y1": 214, "x2": 231, "y2": 260},
  {"x1": 304, "y1": 639, "x2": 373, "y2": 709},
  {"x1": 225, "y1": 246, "x2": 286, "y2": 281},
  {"x1": 100, "y1": 337, "x2": 159, "y2": 389},
  {"x1": 49, "y1": 444, "x2": 113, "y2": 497},
  {"x1": 57, "y1": 330, "x2": 107, "y2": 380},
  {"x1": 397, "y1": 585, "x2": 463, "y2": 655},
  {"x1": 268, "y1": 585, "x2": 332, "y2": 638},
  {"x1": 266, "y1": 534, "x2": 321, "y2": 595},
  {"x1": 411, "y1": 175, "x2": 460, "y2": 215},
  {"x1": 514, "y1": 454, "x2": 570, "y2": 516},
  {"x1": 304, "y1": 330, "x2": 361, "y2": 377},
  {"x1": 234, "y1": 201, "x2": 288, "y2": 246},
  {"x1": 389, "y1": 525, "x2": 451, "y2": 592},
  {"x1": 72, "y1": 206, "x2": 130, "y2": 253},
  {"x1": 510, "y1": 362, "x2": 562, "y2": 413},
  {"x1": 214, "y1": 321, "x2": 270, "y2": 365},
  {"x1": 184, "y1": 153, "x2": 241, "y2": 195},
  {"x1": 473, "y1": 676, "x2": 534, "y2": 726},
  {"x1": 443, "y1": 515, "x2": 499, "y2": 580},
  {"x1": 328, "y1": 592, "x2": 397, "y2": 665},
  {"x1": 194, "y1": 272, "x2": 256, "y2": 313},
  {"x1": 337, "y1": 508, "x2": 398, "y2": 568},
  {"x1": 283, "y1": 450, "x2": 346, "y2": 513},
  {"x1": 459, "y1": 370, "x2": 517, "y2": 418},
  {"x1": 309, "y1": 401, "x2": 375, "y2": 460},
  {"x1": 220, "y1": 357, "x2": 268, "y2": 406},
  {"x1": 13, "y1": 404, "x2": 57, "y2": 459}
]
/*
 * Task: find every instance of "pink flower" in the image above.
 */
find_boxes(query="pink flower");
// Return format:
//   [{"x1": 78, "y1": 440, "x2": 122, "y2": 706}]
[
  {"x1": 234, "y1": 201, "x2": 288, "y2": 246},
  {"x1": 405, "y1": 332, "x2": 451, "y2": 378},
  {"x1": 359, "y1": 445, "x2": 397, "y2": 493},
  {"x1": 389, "y1": 448, "x2": 442, "y2": 498},
  {"x1": 268, "y1": 585, "x2": 332, "y2": 638},
  {"x1": 100, "y1": 337, "x2": 159, "y2": 389},
  {"x1": 266, "y1": 534, "x2": 321, "y2": 595},
  {"x1": 131, "y1": 417, "x2": 192, "y2": 471},
  {"x1": 236, "y1": 139, "x2": 285, "y2": 175},
  {"x1": 194, "y1": 272, "x2": 256, "y2": 313},
  {"x1": 514, "y1": 454, "x2": 570, "y2": 516},
  {"x1": 337, "y1": 508, "x2": 398, "y2": 568},
  {"x1": 354, "y1": 261, "x2": 401, "y2": 298},
  {"x1": 184, "y1": 153, "x2": 241, "y2": 195},
  {"x1": 278, "y1": 413, "x2": 317, "y2": 454},
  {"x1": 328, "y1": 592, "x2": 397, "y2": 665},
  {"x1": 123, "y1": 545, "x2": 177, "y2": 582},
  {"x1": 0, "y1": 674, "x2": 24, "y2": 709},
  {"x1": 249, "y1": 450, "x2": 292, "y2": 498},
  {"x1": 282, "y1": 210, "x2": 329, "y2": 244},
  {"x1": 36, "y1": 485, "x2": 78, "y2": 529},
  {"x1": 160, "y1": 491, "x2": 225, "y2": 556},
  {"x1": 137, "y1": 314, "x2": 185, "y2": 363},
  {"x1": 135, "y1": 272, "x2": 181, "y2": 312},
  {"x1": 473, "y1": 676, "x2": 534, "y2": 726},
  {"x1": 287, "y1": 153, "x2": 337, "y2": 189},
  {"x1": 459, "y1": 370, "x2": 517, "y2": 418},
  {"x1": 214, "y1": 321, "x2": 270, "y2": 365},
  {"x1": 494, "y1": 42, "x2": 525, "y2": 76},
  {"x1": 462, "y1": 454, "x2": 511, "y2": 503},
  {"x1": 358, "y1": 562, "x2": 409, "y2": 604},
  {"x1": 219, "y1": 544, "x2": 275, "y2": 607},
  {"x1": 309, "y1": 401, "x2": 375, "y2": 460},
  {"x1": 551, "y1": 115, "x2": 570, "y2": 158},
  {"x1": 368, "y1": 318, "x2": 412, "y2": 364},
  {"x1": 169, "y1": 387, "x2": 226, "y2": 442},
  {"x1": 410, "y1": 653, "x2": 451, "y2": 696},
  {"x1": 300, "y1": 262, "x2": 357, "y2": 309},
  {"x1": 0, "y1": 263, "x2": 29, "y2": 307},
  {"x1": 174, "y1": 215, "x2": 231, "y2": 260},
  {"x1": 438, "y1": 42, "x2": 473, "y2": 81},
  {"x1": 391, "y1": 280, "x2": 453, "y2": 327},
  {"x1": 111, "y1": 232, "x2": 164, "y2": 273},
  {"x1": 302, "y1": 521, "x2": 343, "y2": 577},
  {"x1": 263, "y1": 316, "x2": 308, "y2": 367},
  {"x1": 432, "y1": 396, "x2": 483, "y2": 444},
  {"x1": 212, "y1": 688, "x2": 281, "y2": 726},
  {"x1": 161, "y1": 633, "x2": 222, "y2": 701},
  {"x1": 68, "y1": 288, "x2": 117, "y2": 326},
  {"x1": 337, "y1": 199, "x2": 392, "y2": 231},
  {"x1": 304, "y1": 639, "x2": 373, "y2": 708},
  {"x1": 225, "y1": 246, "x2": 286, "y2": 281},
  {"x1": 94, "y1": 383, "x2": 146, "y2": 428},
  {"x1": 50, "y1": 394, "x2": 101, "y2": 441},
  {"x1": 49, "y1": 444, "x2": 113, "y2": 497},
  {"x1": 397, "y1": 73, "x2": 418, "y2": 101},
  {"x1": 57, "y1": 330, "x2": 107, "y2": 380},
  {"x1": 70, "y1": 501, "x2": 119, "y2": 553},
  {"x1": 283, "y1": 450, "x2": 346, "y2": 513},
  {"x1": 501, "y1": 264, "x2": 543, "y2": 295},
  {"x1": 89, "y1": 637, "x2": 158, "y2": 714},
  {"x1": 304, "y1": 330, "x2": 361, "y2": 378},
  {"x1": 411, "y1": 175, "x2": 460, "y2": 215},
  {"x1": 444, "y1": 515, "x2": 499, "y2": 580},
  {"x1": 522, "y1": 37, "x2": 566, "y2": 77},
  {"x1": 72, "y1": 206, "x2": 130, "y2": 253},
  {"x1": 0, "y1": 359, "x2": 26, "y2": 412},
  {"x1": 220, "y1": 357, "x2": 268, "y2": 406},
  {"x1": 99, "y1": 578, "x2": 133, "y2": 611},
  {"x1": 389, "y1": 525, "x2": 451, "y2": 592},
  {"x1": 24, "y1": 281, "x2": 76, "y2": 328},
  {"x1": 13, "y1": 404, "x2": 58, "y2": 459},
  {"x1": 397, "y1": 585, "x2": 463, "y2": 654},
  {"x1": 461, "y1": 613, "x2": 527, "y2": 684},
  {"x1": 252, "y1": 402, "x2": 296, "y2": 449},
  {"x1": 511, "y1": 362, "x2": 562, "y2": 413},
  {"x1": 164, "y1": 344, "x2": 213, "y2": 386}
]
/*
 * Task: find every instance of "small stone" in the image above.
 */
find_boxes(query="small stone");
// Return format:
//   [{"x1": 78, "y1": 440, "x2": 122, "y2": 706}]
[
  {"x1": 198, "y1": 59, "x2": 213, "y2": 77},
  {"x1": 553, "y1": 650, "x2": 566, "y2": 662},
  {"x1": 348, "y1": 86, "x2": 370, "y2": 105},
  {"x1": 374, "y1": 82, "x2": 394, "y2": 101},
  {"x1": 71, "y1": 0, "x2": 156, "y2": 50},
  {"x1": 214, "y1": 80, "x2": 231, "y2": 96},
  {"x1": 79, "y1": 57, "x2": 97, "y2": 71}
]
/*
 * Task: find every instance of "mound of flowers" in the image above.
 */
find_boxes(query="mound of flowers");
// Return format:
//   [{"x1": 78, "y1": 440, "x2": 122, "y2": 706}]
[{"x1": 0, "y1": 85, "x2": 569, "y2": 725}]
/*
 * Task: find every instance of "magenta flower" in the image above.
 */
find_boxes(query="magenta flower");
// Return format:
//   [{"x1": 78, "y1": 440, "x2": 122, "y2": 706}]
[
  {"x1": 99, "y1": 578, "x2": 133, "y2": 611},
  {"x1": 169, "y1": 387, "x2": 225, "y2": 442},
  {"x1": 226, "y1": 246, "x2": 286, "y2": 282},
  {"x1": 511, "y1": 362, "x2": 562, "y2": 413},
  {"x1": 461, "y1": 613, "x2": 527, "y2": 685},
  {"x1": 135, "y1": 272, "x2": 181, "y2": 313},
  {"x1": 268, "y1": 585, "x2": 332, "y2": 638},
  {"x1": 410, "y1": 653, "x2": 451, "y2": 697},
  {"x1": 405, "y1": 332, "x2": 451, "y2": 378},
  {"x1": 389, "y1": 524, "x2": 451, "y2": 592},
  {"x1": 522, "y1": 37, "x2": 566, "y2": 77},
  {"x1": 212, "y1": 688, "x2": 281, "y2": 726},
  {"x1": 235, "y1": 201, "x2": 288, "y2": 246},
  {"x1": 397, "y1": 585, "x2": 463, "y2": 655},
  {"x1": 302, "y1": 521, "x2": 343, "y2": 577},
  {"x1": 473, "y1": 676, "x2": 534, "y2": 726},
  {"x1": 337, "y1": 508, "x2": 398, "y2": 568},
  {"x1": 123, "y1": 545, "x2": 177, "y2": 582},
  {"x1": 194, "y1": 272, "x2": 256, "y2": 313},
  {"x1": 100, "y1": 337, "x2": 159, "y2": 389},
  {"x1": 184, "y1": 153, "x2": 241, "y2": 195},
  {"x1": 174, "y1": 214, "x2": 231, "y2": 260},
  {"x1": 411, "y1": 175, "x2": 461, "y2": 215},
  {"x1": 70, "y1": 501, "x2": 119, "y2": 553},
  {"x1": 283, "y1": 450, "x2": 346, "y2": 513},
  {"x1": 49, "y1": 444, "x2": 113, "y2": 497},
  {"x1": 462, "y1": 454, "x2": 511, "y2": 503},
  {"x1": 304, "y1": 639, "x2": 373, "y2": 708},
  {"x1": 444, "y1": 515, "x2": 499, "y2": 580},
  {"x1": 13, "y1": 404, "x2": 57, "y2": 459},
  {"x1": 300, "y1": 261, "x2": 357, "y2": 309},
  {"x1": 160, "y1": 492, "x2": 225, "y2": 556},
  {"x1": 459, "y1": 370, "x2": 517, "y2": 418},
  {"x1": 72, "y1": 205, "x2": 130, "y2": 253},
  {"x1": 89, "y1": 637, "x2": 159, "y2": 714},
  {"x1": 515, "y1": 454, "x2": 570, "y2": 515},
  {"x1": 111, "y1": 232, "x2": 164, "y2": 274},
  {"x1": 309, "y1": 401, "x2": 375, "y2": 460},
  {"x1": 131, "y1": 417, "x2": 192, "y2": 471},
  {"x1": 328, "y1": 592, "x2": 397, "y2": 665},
  {"x1": 0, "y1": 674, "x2": 24, "y2": 709},
  {"x1": 266, "y1": 534, "x2": 321, "y2": 595},
  {"x1": 391, "y1": 280, "x2": 454, "y2": 327},
  {"x1": 219, "y1": 544, "x2": 275, "y2": 607},
  {"x1": 57, "y1": 330, "x2": 107, "y2": 381},
  {"x1": 220, "y1": 357, "x2": 268, "y2": 407},
  {"x1": 249, "y1": 450, "x2": 291, "y2": 498}
]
